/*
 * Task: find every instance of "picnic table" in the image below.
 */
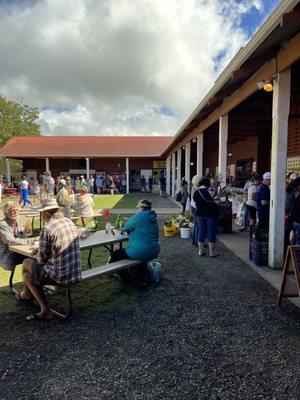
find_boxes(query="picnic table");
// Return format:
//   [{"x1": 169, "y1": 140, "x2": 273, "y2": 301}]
[
  {"x1": 9, "y1": 228, "x2": 128, "y2": 265},
  {"x1": 8, "y1": 229, "x2": 139, "y2": 319}
]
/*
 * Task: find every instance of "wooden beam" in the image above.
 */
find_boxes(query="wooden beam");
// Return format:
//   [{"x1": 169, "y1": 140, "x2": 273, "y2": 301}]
[
  {"x1": 165, "y1": 32, "x2": 300, "y2": 157},
  {"x1": 281, "y1": 9, "x2": 300, "y2": 26}
]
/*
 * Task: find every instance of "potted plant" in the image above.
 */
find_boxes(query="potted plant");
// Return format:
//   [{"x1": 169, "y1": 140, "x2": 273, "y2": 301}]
[{"x1": 174, "y1": 212, "x2": 193, "y2": 239}]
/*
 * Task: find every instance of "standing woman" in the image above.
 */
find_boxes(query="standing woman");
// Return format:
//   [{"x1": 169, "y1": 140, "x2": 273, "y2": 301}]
[
  {"x1": 190, "y1": 175, "x2": 201, "y2": 246},
  {"x1": 72, "y1": 186, "x2": 94, "y2": 227},
  {"x1": 193, "y1": 177, "x2": 220, "y2": 257},
  {"x1": 180, "y1": 180, "x2": 189, "y2": 214}
]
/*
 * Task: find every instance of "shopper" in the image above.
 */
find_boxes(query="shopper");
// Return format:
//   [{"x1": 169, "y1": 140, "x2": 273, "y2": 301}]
[
  {"x1": 96, "y1": 175, "x2": 103, "y2": 194},
  {"x1": 19, "y1": 175, "x2": 32, "y2": 207},
  {"x1": 191, "y1": 175, "x2": 201, "y2": 246},
  {"x1": 257, "y1": 172, "x2": 271, "y2": 229},
  {"x1": 179, "y1": 180, "x2": 189, "y2": 214},
  {"x1": 290, "y1": 182, "x2": 300, "y2": 245},
  {"x1": 109, "y1": 199, "x2": 159, "y2": 286},
  {"x1": 193, "y1": 177, "x2": 220, "y2": 257},
  {"x1": 245, "y1": 174, "x2": 260, "y2": 227}
]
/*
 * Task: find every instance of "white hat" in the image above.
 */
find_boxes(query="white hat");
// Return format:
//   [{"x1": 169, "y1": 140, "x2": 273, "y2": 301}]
[
  {"x1": 39, "y1": 199, "x2": 60, "y2": 212},
  {"x1": 290, "y1": 173, "x2": 298, "y2": 181},
  {"x1": 263, "y1": 172, "x2": 271, "y2": 180}
]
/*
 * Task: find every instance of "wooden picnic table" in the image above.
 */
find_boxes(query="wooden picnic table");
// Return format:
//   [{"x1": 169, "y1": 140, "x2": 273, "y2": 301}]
[
  {"x1": 8, "y1": 229, "x2": 144, "y2": 319},
  {"x1": 9, "y1": 229, "x2": 128, "y2": 291}
]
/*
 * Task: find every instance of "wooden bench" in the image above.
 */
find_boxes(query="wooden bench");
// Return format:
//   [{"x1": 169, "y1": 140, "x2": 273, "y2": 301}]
[{"x1": 48, "y1": 259, "x2": 143, "y2": 319}]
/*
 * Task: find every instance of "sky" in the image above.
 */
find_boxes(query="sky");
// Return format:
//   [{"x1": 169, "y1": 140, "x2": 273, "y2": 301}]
[{"x1": 0, "y1": 0, "x2": 281, "y2": 137}]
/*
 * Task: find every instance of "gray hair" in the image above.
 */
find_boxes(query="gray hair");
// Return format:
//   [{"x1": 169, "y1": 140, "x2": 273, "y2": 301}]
[
  {"x1": 3, "y1": 201, "x2": 20, "y2": 216},
  {"x1": 191, "y1": 175, "x2": 202, "y2": 186}
]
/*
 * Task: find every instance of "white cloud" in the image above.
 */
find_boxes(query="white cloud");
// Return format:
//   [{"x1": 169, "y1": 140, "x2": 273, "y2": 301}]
[{"x1": 0, "y1": 0, "x2": 266, "y2": 136}]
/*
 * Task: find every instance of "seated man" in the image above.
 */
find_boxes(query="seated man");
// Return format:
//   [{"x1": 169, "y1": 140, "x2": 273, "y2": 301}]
[
  {"x1": 0, "y1": 201, "x2": 35, "y2": 274},
  {"x1": 18, "y1": 199, "x2": 81, "y2": 320},
  {"x1": 110, "y1": 199, "x2": 160, "y2": 286}
]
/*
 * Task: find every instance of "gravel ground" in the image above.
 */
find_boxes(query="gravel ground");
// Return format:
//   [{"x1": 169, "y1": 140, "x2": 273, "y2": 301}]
[{"x1": 0, "y1": 218, "x2": 300, "y2": 400}]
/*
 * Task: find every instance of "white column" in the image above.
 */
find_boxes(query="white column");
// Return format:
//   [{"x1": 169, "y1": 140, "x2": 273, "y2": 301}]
[
  {"x1": 45, "y1": 157, "x2": 50, "y2": 172},
  {"x1": 218, "y1": 114, "x2": 228, "y2": 187},
  {"x1": 86, "y1": 157, "x2": 90, "y2": 180},
  {"x1": 171, "y1": 153, "x2": 176, "y2": 197},
  {"x1": 126, "y1": 157, "x2": 130, "y2": 194},
  {"x1": 166, "y1": 157, "x2": 171, "y2": 195},
  {"x1": 196, "y1": 134, "x2": 203, "y2": 176},
  {"x1": 185, "y1": 142, "x2": 191, "y2": 186},
  {"x1": 6, "y1": 159, "x2": 11, "y2": 183},
  {"x1": 269, "y1": 69, "x2": 291, "y2": 269},
  {"x1": 176, "y1": 148, "x2": 182, "y2": 191}
]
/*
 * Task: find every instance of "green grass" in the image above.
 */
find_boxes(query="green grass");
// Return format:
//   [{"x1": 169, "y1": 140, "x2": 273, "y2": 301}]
[
  {"x1": 0, "y1": 213, "x2": 136, "y2": 316},
  {"x1": 93, "y1": 194, "x2": 142, "y2": 210},
  {"x1": 2, "y1": 194, "x2": 141, "y2": 210}
]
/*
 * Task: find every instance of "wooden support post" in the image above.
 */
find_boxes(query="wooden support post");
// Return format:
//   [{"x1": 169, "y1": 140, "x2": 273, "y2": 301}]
[
  {"x1": 269, "y1": 68, "x2": 291, "y2": 269},
  {"x1": 218, "y1": 114, "x2": 228, "y2": 187},
  {"x1": 177, "y1": 148, "x2": 182, "y2": 193},
  {"x1": 185, "y1": 142, "x2": 191, "y2": 186},
  {"x1": 196, "y1": 134, "x2": 203, "y2": 176},
  {"x1": 126, "y1": 157, "x2": 130, "y2": 194},
  {"x1": 86, "y1": 158, "x2": 90, "y2": 180},
  {"x1": 166, "y1": 157, "x2": 171, "y2": 195},
  {"x1": 45, "y1": 157, "x2": 50, "y2": 172},
  {"x1": 171, "y1": 153, "x2": 176, "y2": 197},
  {"x1": 6, "y1": 158, "x2": 11, "y2": 183}
]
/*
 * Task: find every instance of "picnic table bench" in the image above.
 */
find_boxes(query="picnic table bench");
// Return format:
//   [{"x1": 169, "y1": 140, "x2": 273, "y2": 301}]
[{"x1": 9, "y1": 229, "x2": 143, "y2": 319}]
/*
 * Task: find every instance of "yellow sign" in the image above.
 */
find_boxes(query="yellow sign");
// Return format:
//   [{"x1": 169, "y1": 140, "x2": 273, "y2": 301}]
[
  {"x1": 153, "y1": 161, "x2": 166, "y2": 169},
  {"x1": 287, "y1": 157, "x2": 300, "y2": 174}
]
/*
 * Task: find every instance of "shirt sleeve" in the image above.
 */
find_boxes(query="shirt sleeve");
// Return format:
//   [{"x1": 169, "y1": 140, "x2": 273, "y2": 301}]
[
  {"x1": 38, "y1": 227, "x2": 52, "y2": 264},
  {"x1": 0, "y1": 222, "x2": 33, "y2": 246},
  {"x1": 124, "y1": 213, "x2": 140, "y2": 233}
]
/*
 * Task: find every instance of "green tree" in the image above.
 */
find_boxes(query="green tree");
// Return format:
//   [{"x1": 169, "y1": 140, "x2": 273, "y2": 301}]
[{"x1": 0, "y1": 95, "x2": 40, "y2": 146}]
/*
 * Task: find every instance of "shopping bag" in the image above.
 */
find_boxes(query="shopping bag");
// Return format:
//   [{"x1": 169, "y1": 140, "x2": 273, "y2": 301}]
[{"x1": 147, "y1": 261, "x2": 162, "y2": 283}]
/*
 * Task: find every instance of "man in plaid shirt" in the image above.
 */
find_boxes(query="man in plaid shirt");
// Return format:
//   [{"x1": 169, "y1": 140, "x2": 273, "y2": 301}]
[{"x1": 19, "y1": 199, "x2": 81, "y2": 321}]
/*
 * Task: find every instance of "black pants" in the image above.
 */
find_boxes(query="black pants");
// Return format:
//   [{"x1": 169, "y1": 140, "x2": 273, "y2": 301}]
[{"x1": 109, "y1": 249, "x2": 148, "y2": 285}]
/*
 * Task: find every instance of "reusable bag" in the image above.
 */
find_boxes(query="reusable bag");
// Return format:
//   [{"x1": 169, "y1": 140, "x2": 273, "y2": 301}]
[{"x1": 147, "y1": 261, "x2": 162, "y2": 283}]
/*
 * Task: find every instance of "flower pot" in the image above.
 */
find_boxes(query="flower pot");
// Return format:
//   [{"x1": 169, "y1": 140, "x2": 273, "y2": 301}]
[{"x1": 180, "y1": 227, "x2": 191, "y2": 239}]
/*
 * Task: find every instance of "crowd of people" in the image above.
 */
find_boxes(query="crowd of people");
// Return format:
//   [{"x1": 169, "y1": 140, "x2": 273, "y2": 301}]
[{"x1": 175, "y1": 169, "x2": 300, "y2": 257}]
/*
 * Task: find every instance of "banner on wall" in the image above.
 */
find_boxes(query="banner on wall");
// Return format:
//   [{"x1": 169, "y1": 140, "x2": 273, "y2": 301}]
[
  {"x1": 287, "y1": 157, "x2": 300, "y2": 174},
  {"x1": 153, "y1": 161, "x2": 166, "y2": 169}
]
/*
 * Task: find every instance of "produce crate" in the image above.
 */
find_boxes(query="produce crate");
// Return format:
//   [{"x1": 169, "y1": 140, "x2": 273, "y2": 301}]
[{"x1": 249, "y1": 237, "x2": 268, "y2": 266}]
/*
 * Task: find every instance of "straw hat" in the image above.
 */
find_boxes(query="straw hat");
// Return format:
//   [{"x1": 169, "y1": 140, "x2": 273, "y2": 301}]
[{"x1": 39, "y1": 199, "x2": 60, "y2": 212}]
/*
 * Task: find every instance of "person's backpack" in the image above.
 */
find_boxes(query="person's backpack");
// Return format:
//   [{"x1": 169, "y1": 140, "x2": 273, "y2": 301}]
[{"x1": 175, "y1": 190, "x2": 182, "y2": 202}]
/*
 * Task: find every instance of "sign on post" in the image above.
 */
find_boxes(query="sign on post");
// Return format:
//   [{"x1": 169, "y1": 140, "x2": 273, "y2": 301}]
[{"x1": 278, "y1": 246, "x2": 300, "y2": 306}]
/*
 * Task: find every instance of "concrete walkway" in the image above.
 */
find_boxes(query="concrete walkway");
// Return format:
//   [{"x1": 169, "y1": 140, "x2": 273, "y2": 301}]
[{"x1": 218, "y1": 223, "x2": 300, "y2": 309}]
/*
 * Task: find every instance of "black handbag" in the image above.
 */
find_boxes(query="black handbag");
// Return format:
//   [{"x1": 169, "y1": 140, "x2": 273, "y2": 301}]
[{"x1": 198, "y1": 189, "x2": 221, "y2": 218}]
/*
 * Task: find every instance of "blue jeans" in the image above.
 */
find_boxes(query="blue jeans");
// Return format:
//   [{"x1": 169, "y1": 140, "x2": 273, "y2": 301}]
[
  {"x1": 293, "y1": 222, "x2": 300, "y2": 245},
  {"x1": 191, "y1": 206, "x2": 199, "y2": 245},
  {"x1": 197, "y1": 216, "x2": 217, "y2": 243},
  {"x1": 242, "y1": 204, "x2": 249, "y2": 229}
]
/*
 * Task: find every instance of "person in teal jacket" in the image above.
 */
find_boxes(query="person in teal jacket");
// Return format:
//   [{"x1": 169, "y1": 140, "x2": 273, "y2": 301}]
[{"x1": 110, "y1": 199, "x2": 160, "y2": 286}]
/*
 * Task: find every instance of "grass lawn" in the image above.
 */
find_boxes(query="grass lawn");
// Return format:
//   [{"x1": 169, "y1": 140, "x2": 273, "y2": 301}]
[
  {"x1": 1, "y1": 194, "x2": 141, "y2": 211},
  {"x1": 0, "y1": 213, "x2": 137, "y2": 316}
]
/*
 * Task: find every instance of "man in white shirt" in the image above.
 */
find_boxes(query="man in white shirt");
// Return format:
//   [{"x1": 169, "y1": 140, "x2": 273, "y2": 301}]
[{"x1": 245, "y1": 174, "x2": 261, "y2": 226}]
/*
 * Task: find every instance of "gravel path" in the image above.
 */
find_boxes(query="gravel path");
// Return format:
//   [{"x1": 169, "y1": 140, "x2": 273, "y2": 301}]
[{"x1": 1, "y1": 219, "x2": 300, "y2": 400}]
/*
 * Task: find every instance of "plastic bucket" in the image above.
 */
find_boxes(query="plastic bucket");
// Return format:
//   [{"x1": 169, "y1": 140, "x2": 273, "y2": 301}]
[{"x1": 180, "y1": 227, "x2": 191, "y2": 239}]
